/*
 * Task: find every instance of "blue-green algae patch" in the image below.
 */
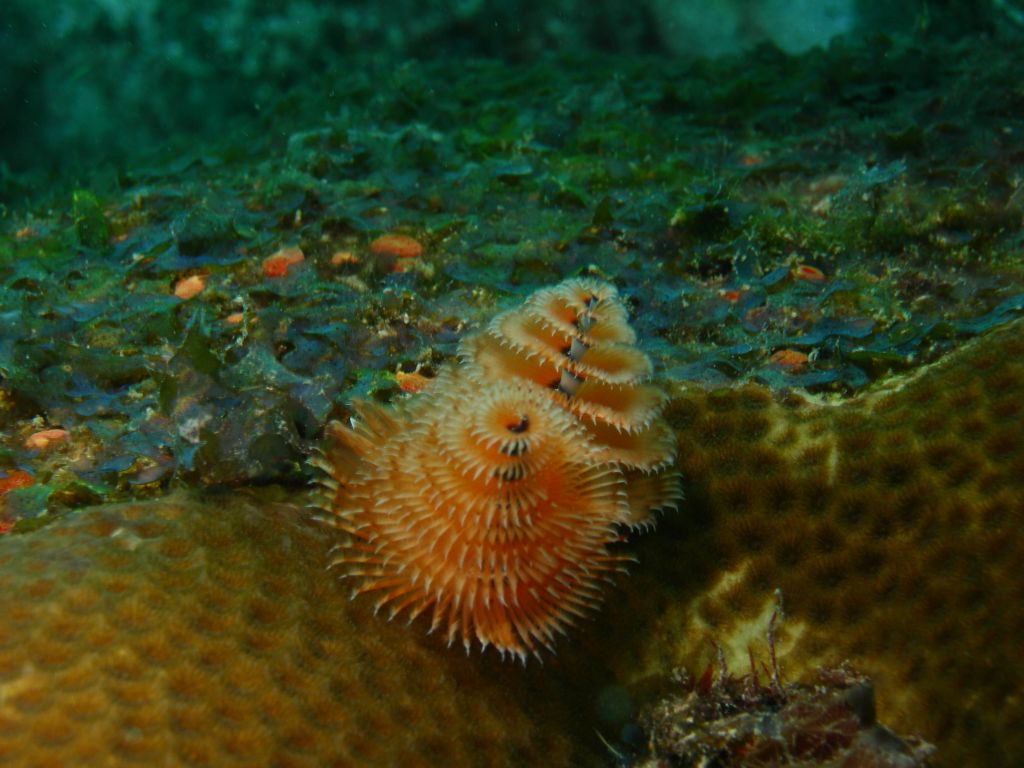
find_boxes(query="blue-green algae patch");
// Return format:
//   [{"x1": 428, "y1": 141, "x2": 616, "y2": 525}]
[{"x1": 1, "y1": 35, "x2": 1023, "y2": 524}]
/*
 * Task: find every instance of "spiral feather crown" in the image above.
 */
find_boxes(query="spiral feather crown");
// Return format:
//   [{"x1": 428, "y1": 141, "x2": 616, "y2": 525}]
[{"x1": 316, "y1": 278, "x2": 680, "y2": 660}]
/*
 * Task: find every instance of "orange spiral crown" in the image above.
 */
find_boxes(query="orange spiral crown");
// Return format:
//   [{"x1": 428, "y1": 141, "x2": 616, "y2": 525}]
[{"x1": 315, "y1": 278, "x2": 680, "y2": 660}]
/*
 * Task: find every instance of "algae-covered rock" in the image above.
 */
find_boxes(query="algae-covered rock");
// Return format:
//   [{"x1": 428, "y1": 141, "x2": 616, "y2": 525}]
[{"x1": 72, "y1": 189, "x2": 110, "y2": 251}]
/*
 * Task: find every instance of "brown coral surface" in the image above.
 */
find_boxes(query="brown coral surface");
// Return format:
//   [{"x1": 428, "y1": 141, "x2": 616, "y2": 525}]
[
  {"x1": 317, "y1": 278, "x2": 680, "y2": 660},
  {"x1": 0, "y1": 491, "x2": 591, "y2": 767},
  {"x1": 590, "y1": 318, "x2": 1024, "y2": 767}
]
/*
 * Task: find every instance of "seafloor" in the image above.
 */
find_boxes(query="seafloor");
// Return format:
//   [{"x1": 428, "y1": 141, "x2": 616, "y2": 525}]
[{"x1": 1, "y1": 30, "x2": 1023, "y2": 768}]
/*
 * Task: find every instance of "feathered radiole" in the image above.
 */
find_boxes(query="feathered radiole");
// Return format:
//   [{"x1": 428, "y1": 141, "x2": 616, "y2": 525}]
[{"x1": 314, "y1": 278, "x2": 681, "y2": 660}]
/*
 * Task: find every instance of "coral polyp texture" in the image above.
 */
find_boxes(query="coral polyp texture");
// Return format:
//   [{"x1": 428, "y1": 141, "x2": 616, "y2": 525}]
[
  {"x1": 0, "y1": 493, "x2": 588, "y2": 767},
  {"x1": 316, "y1": 278, "x2": 680, "y2": 660},
  {"x1": 602, "y1": 318, "x2": 1024, "y2": 767}
]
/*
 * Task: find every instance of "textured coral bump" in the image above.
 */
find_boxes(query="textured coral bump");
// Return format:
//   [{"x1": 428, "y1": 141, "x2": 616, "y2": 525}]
[{"x1": 315, "y1": 278, "x2": 680, "y2": 660}]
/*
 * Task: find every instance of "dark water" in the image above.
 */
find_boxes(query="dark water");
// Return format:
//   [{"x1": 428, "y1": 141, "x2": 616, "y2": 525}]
[{"x1": 0, "y1": 0, "x2": 993, "y2": 181}]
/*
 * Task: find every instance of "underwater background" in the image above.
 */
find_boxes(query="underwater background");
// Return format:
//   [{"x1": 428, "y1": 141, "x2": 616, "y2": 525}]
[{"x1": 1, "y1": 1, "x2": 1023, "y2": 765}]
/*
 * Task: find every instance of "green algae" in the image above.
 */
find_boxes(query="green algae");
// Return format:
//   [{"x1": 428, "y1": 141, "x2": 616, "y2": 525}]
[
  {"x1": 72, "y1": 189, "x2": 111, "y2": 252},
  {"x1": 1, "y1": 34, "x2": 1023, "y2": 518}
]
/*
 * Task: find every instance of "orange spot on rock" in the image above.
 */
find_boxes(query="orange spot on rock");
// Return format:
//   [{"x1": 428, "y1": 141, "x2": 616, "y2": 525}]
[
  {"x1": 331, "y1": 250, "x2": 359, "y2": 266},
  {"x1": 721, "y1": 289, "x2": 743, "y2": 303},
  {"x1": 15, "y1": 227, "x2": 36, "y2": 239},
  {"x1": 370, "y1": 234, "x2": 423, "y2": 260},
  {"x1": 794, "y1": 264, "x2": 826, "y2": 283},
  {"x1": 395, "y1": 369, "x2": 431, "y2": 394},
  {"x1": 0, "y1": 470, "x2": 34, "y2": 495},
  {"x1": 263, "y1": 247, "x2": 305, "y2": 278},
  {"x1": 174, "y1": 275, "x2": 206, "y2": 300},
  {"x1": 769, "y1": 349, "x2": 810, "y2": 371},
  {"x1": 24, "y1": 429, "x2": 70, "y2": 451}
]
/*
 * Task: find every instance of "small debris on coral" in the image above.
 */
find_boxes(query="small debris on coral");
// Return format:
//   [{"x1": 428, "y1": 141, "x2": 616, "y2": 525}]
[
  {"x1": 624, "y1": 597, "x2": 934, "y2": 767},
  {"x1": 631, "y1": 659, "x2": 934, "y2": 767}
]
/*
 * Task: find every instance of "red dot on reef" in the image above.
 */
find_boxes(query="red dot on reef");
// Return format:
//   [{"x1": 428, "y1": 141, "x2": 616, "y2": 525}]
[
  {"x1": 721, "y1": 289, "x2": 743, "y2": 303},
  {"x1": 394, "y1": 369, "x2": 431, "y2": 393},
  {"x1": 174, "y1": 275, "x2": 206, "y2": 300},
  {"x1": 770, "y1": 349, "x2": 810, "y2": 371},
  {"x1": 263, "y1": 247, "x2": 305, "y2": 278},
  {"x1": 0, "y1": 470, "x2": 34, "y2": 495},
  {"x1": 331, "y1": 250, "x2": 359, "y2": 266},
  {"x1": 370, "y1": 234, "x2": 423, "y2": 259},
  {"x1": 794, "y1": 264, "x2": 826, "y2": 283}
]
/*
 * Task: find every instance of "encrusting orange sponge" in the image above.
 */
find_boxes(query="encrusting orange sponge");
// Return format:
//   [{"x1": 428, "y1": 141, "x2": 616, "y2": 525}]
[{"x1": 314, "y1": 278, "x2": 680, "y2": 660}]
